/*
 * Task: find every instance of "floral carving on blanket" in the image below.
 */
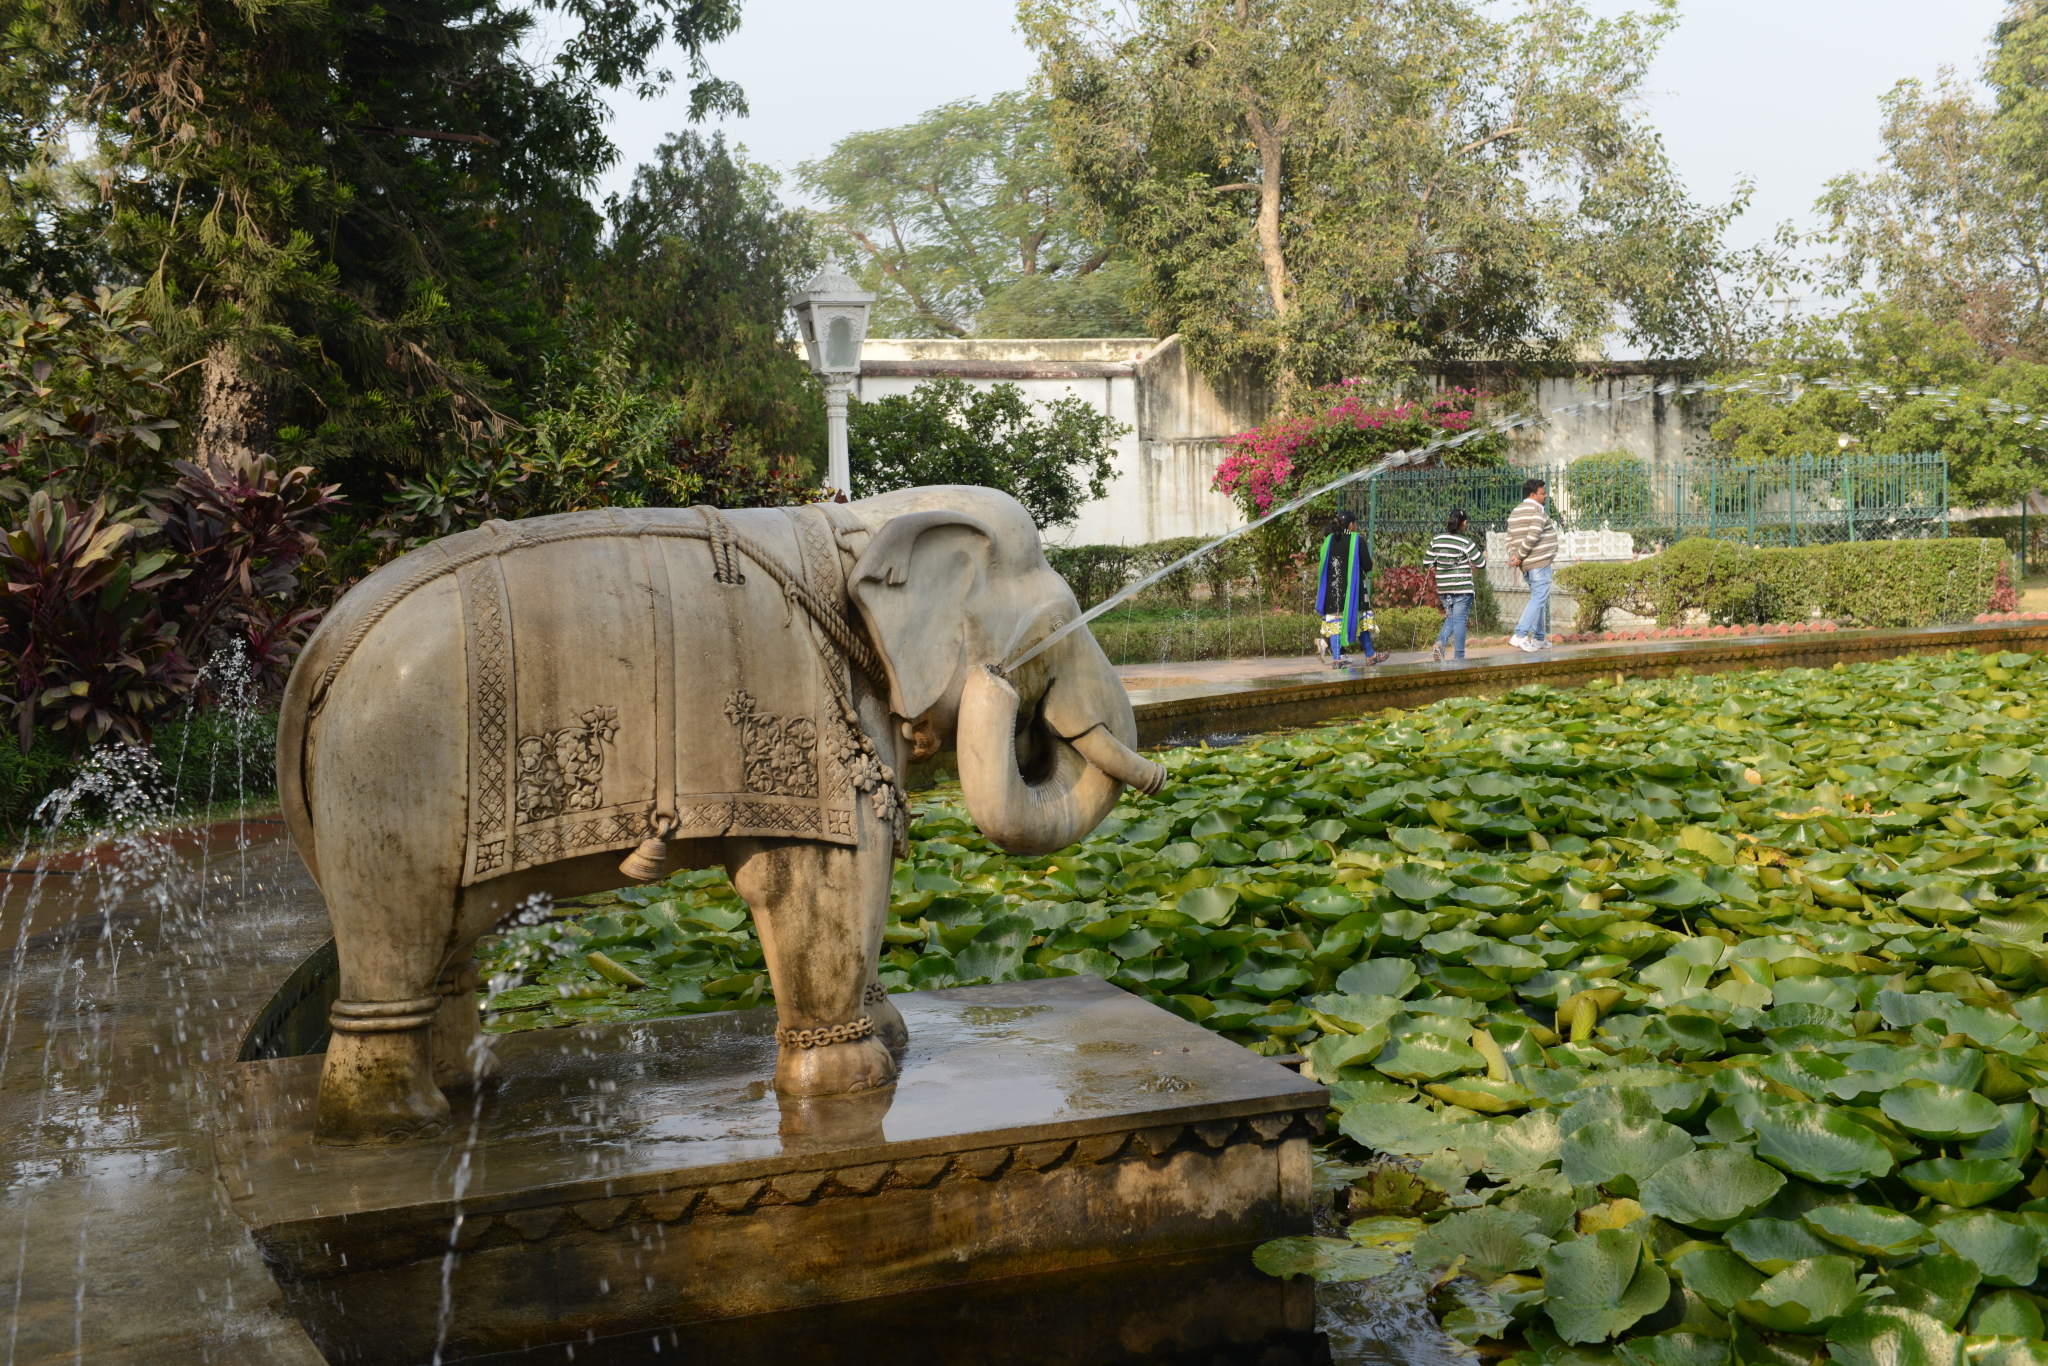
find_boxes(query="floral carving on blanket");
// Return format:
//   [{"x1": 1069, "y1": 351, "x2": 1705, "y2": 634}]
[
  {"x1": 724, "y1": 691, "x2": 819, "y2": 798},
  {"x1": 515, "y1": 706, "x2": 620, "y2": 824}
]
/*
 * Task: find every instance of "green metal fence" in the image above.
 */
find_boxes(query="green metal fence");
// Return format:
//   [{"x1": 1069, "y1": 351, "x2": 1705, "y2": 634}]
[{"x1": 1341, "y1": 452, "x2": 1949, "y2": 555}]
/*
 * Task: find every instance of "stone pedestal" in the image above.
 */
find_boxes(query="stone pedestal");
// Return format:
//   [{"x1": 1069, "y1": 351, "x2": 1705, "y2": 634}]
[{"x1": 215, "y1": 977, "x2": 1326, "y2": 1363}]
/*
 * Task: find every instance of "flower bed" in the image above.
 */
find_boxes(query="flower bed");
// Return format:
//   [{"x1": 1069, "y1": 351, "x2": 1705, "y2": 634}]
[{"x1": 480, "y1": 646, "x2": 2048, "y2": 1363}]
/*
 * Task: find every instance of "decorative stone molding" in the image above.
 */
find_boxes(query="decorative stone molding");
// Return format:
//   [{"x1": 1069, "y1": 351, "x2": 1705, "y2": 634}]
[{"x1": 254, "y1": 1108, "x2": 1325, "y2": 1283}]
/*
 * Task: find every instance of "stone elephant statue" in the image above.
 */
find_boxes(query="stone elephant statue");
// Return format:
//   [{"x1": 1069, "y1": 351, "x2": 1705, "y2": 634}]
[{"x1": 278, "y1": 486, "x2": 1165, "y2": 1145}]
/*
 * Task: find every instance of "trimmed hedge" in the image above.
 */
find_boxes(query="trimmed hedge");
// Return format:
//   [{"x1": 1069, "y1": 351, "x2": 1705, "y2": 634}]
[
  {"x1": 1557, "y1": 536, "x2": 2012, "y2": 632},
  {"x1": 1089, "y1": 605, "x2": 1444, "y2": 664}
]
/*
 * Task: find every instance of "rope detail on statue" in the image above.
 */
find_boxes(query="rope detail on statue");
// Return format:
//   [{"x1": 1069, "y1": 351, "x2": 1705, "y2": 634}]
[{"x1": 774, "y1": 1016, "x2": 876, "y2": 1050}]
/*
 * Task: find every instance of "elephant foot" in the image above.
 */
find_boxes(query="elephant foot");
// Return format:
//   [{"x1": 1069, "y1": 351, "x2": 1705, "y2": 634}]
[
  {"x1": 774, "y1": 1030, "x2": 897, "y2": 1098},
  {"x1": 314, "y1": 1021, "x2": 451, "y2": 1147},
  {"x1": 866, "y1": 982, "x2": 909, "y2": 1050}
]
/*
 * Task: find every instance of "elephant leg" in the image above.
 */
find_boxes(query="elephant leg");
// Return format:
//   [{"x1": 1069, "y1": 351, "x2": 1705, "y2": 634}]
[
  {"x1": 313, "y1": 872, "x2": 461, "y2": 1146},
  {"x1": 729, "y1": 816, "x2": 896, "y2": 1098},
  {"x1": 430, "y1": 956, "x2": 500, "y2": 1091},
  {"x1": 317, "y1": 983, "x2": 451, "y2": 1147},
  {"x1": 866, "y1": 970, "x2": 908, "y2": 1050}
]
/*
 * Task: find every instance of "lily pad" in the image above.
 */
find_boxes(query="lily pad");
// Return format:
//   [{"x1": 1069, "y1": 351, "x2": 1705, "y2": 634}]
[
  {"x1": 1638, "y1": 1149, "x2": 1786, "y2": 1232},
  {"x1": 1251, "y1": 1236, "x2": 1403, "y2": 1283},
  {"x1": 1425, "y1": 1076, "x2": 1535, "y2": 1113},
  {"x1": 1824, "y1": 1306, "x2": 1961, "y2": 1366},
  {"x1": 1900, "y1": 1157, "x2": 2026, "y2": 1208},
  {"x1": 1968, "y1": 1291, "x2": 2046, "y2": 1340},
  {"x1": 1881, "y1": 1080, "x2": 2004, "y2": 1140},
  {"x1": 1335, "y1": 958, "x2": 1421, "y2": 999},
  {"x1": 1176, "y1": 886, "x2": 1240, "y2": 926},
  {"x1": 1484, "y1": 1110, "x2": 1563, "y2": 1180},
  {"x1": 1541, "y1": 1228, "x2": 1672, "y2": 1345},
  {"x1": 1306, "y1": 1027, "x2": 1392, "y2": 1077},
  {"x1": 1338, "y1": 1101, "x2": 1449, "y2": 1157},
  {"x1": 1801, "y1": 1204, "x2": 1934, "y2": 1260},
  {"x1": 1670, "y1": 1245, "x2": 1768, "y2": 1314},
  {"x1": 1927, "y1": 1212, "x2": 2047, "y2": 1288},
  {"x1": 1373, "y1": 1033, "x2": 1486, "y2": 1084},
  {"x1": 1750, "y1": 1104, "x2": 1896, "y2": 1186},
  {"x1": 1724, "y1": 1219, "x2": 1838, "y2": 1275},
  {"x1": 1410, "y1": 1206, "x2": 1552, "y2": 1280},
  {"x1": 1878, "y1": 1253, "x2": 1982, "y2": 1328},
  {"x1": 1731, "y1": 1255, "x2": 1878, "y2": 1334},
  {"x1": 1963, "y1": 1337, "x2": 2048, "y2": 1366},
  {"x1": 1559, "y1": 1115, "x2": 1696, "y2": 1198},
  {"x1": 1384, "y1": 862, "x2": 1455, "y2": 903}
]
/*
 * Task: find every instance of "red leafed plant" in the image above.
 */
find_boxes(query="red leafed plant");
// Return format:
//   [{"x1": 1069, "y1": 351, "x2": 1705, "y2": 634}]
[
  {"x1": 0, "y1": 491, "x2": 192, "y2": 751},
  {"x1": 147, "y1": 450, "x2": 342, "y2": 690},
  {"x1": 1375, "y1": 563, "x2": 1441, "y2": 611},
  {"x1": 1990, "y1": 558, "x2": 2019, "y2": 613}
]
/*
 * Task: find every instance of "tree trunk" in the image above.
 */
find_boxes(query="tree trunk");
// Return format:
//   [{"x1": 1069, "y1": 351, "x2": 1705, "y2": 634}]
[
  {"x1": 194, "y1": 347, "x2": 269, "y2": 467},
  {"x1": 1244, "y1": 107, "x2": 1295, "y2": 393}
]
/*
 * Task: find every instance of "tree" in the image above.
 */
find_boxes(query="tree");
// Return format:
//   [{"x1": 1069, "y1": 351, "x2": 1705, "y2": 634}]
[
  {"x1": 593, "y1": 131, "x2": 825, "y2": 468},
  {"x1": 848, "y1": 377, "x2": 1124, "y2": 529},
  {"x1": 1704, "y1": 302, "x2": 2048, "y2": 507},
  {"x1": 1020, "y1": 0, "x2": 1726, "y2": 392},
  {"x1": 0, "y1": 0, "x2": 746, "y2": 497},
  {"x1": 1819, "y1": 73, "x2": 2048, "y2": 362},
  {"x1": 797, "y1": 92, "x2": 1143, "y2": 338}
]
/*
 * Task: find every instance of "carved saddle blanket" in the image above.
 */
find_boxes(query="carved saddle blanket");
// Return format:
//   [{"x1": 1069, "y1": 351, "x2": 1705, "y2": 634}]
[{"x1": 383, "y1": 504, "x2": 873, "y2": 886}]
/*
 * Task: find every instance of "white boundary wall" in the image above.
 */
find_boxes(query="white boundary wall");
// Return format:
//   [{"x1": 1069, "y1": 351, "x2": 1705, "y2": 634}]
[{"x1": 851, "y1": 339, "x2": 1710, "y2": 547}]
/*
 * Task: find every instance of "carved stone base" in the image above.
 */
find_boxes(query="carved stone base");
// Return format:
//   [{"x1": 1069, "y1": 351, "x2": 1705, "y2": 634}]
[{"x1": 217, "y1": 977, "x2": 1326, "y2": 1364}]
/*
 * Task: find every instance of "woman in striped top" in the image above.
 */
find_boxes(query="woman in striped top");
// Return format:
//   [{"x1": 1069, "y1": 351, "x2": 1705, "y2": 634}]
[{"x1": 1426, "y1": 508, "x2": 1487, "y2": 662}]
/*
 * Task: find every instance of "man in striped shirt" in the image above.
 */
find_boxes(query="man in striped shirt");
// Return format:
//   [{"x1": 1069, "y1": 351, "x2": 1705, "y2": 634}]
[{"x1": 1504, "y1": 478, "x2": 1559, "y2": 652}]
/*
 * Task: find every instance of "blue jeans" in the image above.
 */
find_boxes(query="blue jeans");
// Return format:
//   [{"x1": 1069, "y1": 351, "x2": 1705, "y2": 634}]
[
  {"x1": 1515, "y1": 565, "x2": 1552, "y2": 643},
  {"x1": 1436, "y1": 593, "x2": 1474, "y2": 658}
]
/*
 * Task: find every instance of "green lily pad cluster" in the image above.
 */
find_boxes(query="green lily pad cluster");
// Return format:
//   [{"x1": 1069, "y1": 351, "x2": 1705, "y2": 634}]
[
  {"x1": 479, "y1": 645, "x2": 2048, "y2": 1363},
  {"x1": 475, "y1": 878, "x2": 771, "y2": 1029}
]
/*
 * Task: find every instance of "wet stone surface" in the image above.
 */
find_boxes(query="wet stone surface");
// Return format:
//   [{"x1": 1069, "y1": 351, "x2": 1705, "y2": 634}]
[
  {"x1": 0, "y1": 825, "x2": 332, "y2": 1365},
  {"x1": 225, "y1": 976, "x2": 1326, "y2": 1362}
]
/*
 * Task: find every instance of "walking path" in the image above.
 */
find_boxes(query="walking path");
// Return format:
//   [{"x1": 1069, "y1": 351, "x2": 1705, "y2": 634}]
[{"x1": 1115, "y1": 633, "x2": 1650, "y2": 692}]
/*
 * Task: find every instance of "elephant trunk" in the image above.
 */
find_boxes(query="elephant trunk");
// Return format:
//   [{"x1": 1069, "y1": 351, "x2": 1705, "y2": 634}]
[
  {"x1": 1068, "y1": 724, "x2": 1167, "y2": 797},
  {"x1": 957, "y1": 666, "x2": 1163, "y2": 856}
]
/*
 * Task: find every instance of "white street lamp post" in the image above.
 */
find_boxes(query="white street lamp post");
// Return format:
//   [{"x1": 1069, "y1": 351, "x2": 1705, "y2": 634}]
[{"x1": 789, "y1": 266, "x2": 876, "y2": 496}]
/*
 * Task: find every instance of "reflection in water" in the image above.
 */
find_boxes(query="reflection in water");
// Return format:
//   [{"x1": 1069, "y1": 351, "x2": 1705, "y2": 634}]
[
  {"x1": 460, "y1": 1246, "x2": 1328, "y2": 1366},
  {"x1": 776, "y1": 1083, "x2": 895, "y2": 1153}
]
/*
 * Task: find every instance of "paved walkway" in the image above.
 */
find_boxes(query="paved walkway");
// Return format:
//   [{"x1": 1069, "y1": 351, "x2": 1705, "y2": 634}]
[{"x1": 1115, "y1": 637, "x2": 1589, "y2": 692}]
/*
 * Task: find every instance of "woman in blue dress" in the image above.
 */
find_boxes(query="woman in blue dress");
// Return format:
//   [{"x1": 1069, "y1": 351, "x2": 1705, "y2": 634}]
[{"x1": 1315, "y1": 512, "x2": 1387, "y2": 668}]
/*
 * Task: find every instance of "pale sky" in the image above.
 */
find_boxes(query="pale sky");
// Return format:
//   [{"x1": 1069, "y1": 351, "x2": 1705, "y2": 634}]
[{"x1": 580, "y1": 0, "x2": 2011, "y2": 263}]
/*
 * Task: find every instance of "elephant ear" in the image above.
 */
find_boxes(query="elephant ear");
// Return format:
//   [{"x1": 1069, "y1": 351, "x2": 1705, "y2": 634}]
[{"x1": 850, "y1": 509, "x2": 996, "y2": 720}]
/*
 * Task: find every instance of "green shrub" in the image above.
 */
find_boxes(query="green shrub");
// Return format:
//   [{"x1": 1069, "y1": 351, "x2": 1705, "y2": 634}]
[
  {"x1": 1472, "y1": 569, "x2": 1502, "y2": 632},
  {"x1": 1047, "y1": 535, "x2": 1271, "y2": 613},
  {"x1": 1090, "y1": 611, "x2": 1319, "y2": 665},
  {"x1": 0, "y1": 706, "x2": 277, "y2": 833},
  {"x1": 1373, "y1": 606, "x2": 1447, "y2": 650},
  {"x1": 1565, "y1": 449, "x2": 1651, "y2": 528},
  {"x1": 1043, "y1": 543, "x2": 1143, "y2": 609},
  {"x1": 1558, "y1": 537, "x2": 2012, "y2": 631}
]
